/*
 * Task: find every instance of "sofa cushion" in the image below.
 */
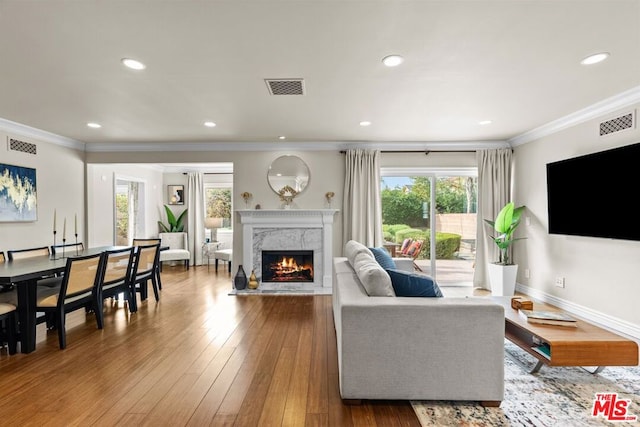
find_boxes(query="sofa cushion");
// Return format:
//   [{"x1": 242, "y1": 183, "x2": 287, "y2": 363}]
[
  {"x1": 386, "y1": 269, "x2": 443, "y2": 297},
  {"x1": 344, "y1": 240, "x2": 373, "y2": 265},
  {"x1": 368, "y1": 246, "x2": 397, "y2": 270},
  {"x1": 352, "y1": 252, "x2": 395, "y2": 297}
]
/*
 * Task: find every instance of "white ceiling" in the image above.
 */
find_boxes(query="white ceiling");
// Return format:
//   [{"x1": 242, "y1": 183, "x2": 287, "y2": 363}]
[{"x1": 1, "y1": 0, "x2": 639, "y2": 151}]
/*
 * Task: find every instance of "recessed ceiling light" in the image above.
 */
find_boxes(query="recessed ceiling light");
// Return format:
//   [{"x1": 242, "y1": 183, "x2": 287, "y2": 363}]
[
  {"x1": 359, "y1": 121, "x2": 372, "y2": 127},
  {"x1": 87, "y1": 122, "x2": 102, "y2": 128},
  {"x1": 203, "y1": 121, "x2": 216, "y2": 128},
  {"x1": 580, "y1": 52, "x2": 610, "y2": 65},
  {"x1": 278, "y1": 136, "x2": 286, "y2": 140},
  {"x1": 478, "y1": 120, "x2": 492, "y2": 126},
  {"x1": 382, "y1": 55, "x2": 404, "y2": 67},
  {"x1": 121, "y1": 58, "x2": 146, "y2": 70}
]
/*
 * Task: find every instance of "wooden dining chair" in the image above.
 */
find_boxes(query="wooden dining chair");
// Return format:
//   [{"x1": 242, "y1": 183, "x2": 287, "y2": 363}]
[
  {"x1": 0, "y1": 253, "x2": 17, "y2": 305},
  {"x1": 132, "y1": 238, "x2": 162, "y2": 290},
  {"x1": 99, "y1": 246, "x2": 136, "y2": 313},
  {"x1": 0, "y1": 302, "x2": 18, "y2": 355},
  {"x1": 6, "y1": 247, "x2": 62, "y2": 288},
  {"x1": 130, "y1": 243, "x2": 161, "y2": 303},
  {"x1": 51, "y1": 242, "x2": 85, "y2": 256},
  {"x1": 35, "y1": 252, "x2": 105, "y2": 349}
]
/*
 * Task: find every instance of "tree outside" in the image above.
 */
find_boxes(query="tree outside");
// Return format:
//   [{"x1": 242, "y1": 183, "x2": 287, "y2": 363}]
[{"x1": 206, "y1": 188, "x2": 232, "y2": 228}]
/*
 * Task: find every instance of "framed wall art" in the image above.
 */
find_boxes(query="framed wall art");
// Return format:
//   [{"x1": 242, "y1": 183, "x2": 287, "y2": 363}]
[
  {"x1": 0, "y1": 163, "x2": 38, "y2": 222},
  {"x1": 168, "y1": 184, "x2": 185, "y2": 205}
]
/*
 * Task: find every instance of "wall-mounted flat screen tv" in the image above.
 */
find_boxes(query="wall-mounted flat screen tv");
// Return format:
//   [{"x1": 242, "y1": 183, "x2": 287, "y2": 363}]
[{"x1": 546, "y1": 141, "x2": 640, "y2": 241}]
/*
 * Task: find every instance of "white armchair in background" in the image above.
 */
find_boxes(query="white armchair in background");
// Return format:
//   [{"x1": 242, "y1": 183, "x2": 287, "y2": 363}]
[{"x1": 159, "y1": 232, "x2": 190, "y2": 270}]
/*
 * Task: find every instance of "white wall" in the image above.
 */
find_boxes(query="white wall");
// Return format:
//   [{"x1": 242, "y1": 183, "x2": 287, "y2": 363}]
[
  {"x1": 86, "y1": 149, "x2": 345, "y2": 272},
  {"x1": 513, "y1": 105, "x2": 640, "y2": 336},
  {"x1": 86, "y1": 164, "x2": 164, "y2": 246},
  {"x1": 0, "y1": 129, "x2": 84, "y2": 251}
]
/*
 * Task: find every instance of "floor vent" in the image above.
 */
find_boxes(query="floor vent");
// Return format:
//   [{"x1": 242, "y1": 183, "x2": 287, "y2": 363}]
[
  {"x1": 265, "y1": 78, "x2": 305, "y2": 95},
  {"x1": 600, "y1": 112, "x2": 634, "y2": 136},
  {"x1": 8, "y1": 137, "x2": 37, "y2": 155}
]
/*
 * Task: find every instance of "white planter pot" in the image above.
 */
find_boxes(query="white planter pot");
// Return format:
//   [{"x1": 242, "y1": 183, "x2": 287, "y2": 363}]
[{"x1": 488, "y1": 263, "x2": 518, "y2": 296}]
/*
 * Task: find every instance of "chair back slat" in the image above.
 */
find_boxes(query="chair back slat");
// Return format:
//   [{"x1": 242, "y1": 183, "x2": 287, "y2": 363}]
[
  {"x1": 7, "y1": 246, "x2": 50, "y2": 261},
  {"x1": 0, "y1": 252, "x2": 5, "y2": 263},
  {"x1": 134, "y1": 244, "x2": 159, "y2": 276},
  {"x1": 64, "y1": 254, "x2": 103, "y2": 299},
  {"x1": 102, "y1": 247, "x2": 134, "y2": 285},
  {"x1": 51, "y1": 242, "x2": 85, "y2": 255},
  {"x1": 132, "y1": 238, "x2": 161, "y2": 247}
]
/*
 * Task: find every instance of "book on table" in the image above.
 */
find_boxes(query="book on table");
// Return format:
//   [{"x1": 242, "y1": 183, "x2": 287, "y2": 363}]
[{"x1": 518, "y1": 309, "x2": 578, "y2": 327}]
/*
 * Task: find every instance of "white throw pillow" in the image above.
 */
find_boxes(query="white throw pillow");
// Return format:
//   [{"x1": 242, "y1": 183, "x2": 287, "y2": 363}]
[
  {"x1": 352, "y1": 251, "x2": 395, "y2": 297},
  {"x1": 345, "y1": 240, "x2": 373, "y2": 267}
]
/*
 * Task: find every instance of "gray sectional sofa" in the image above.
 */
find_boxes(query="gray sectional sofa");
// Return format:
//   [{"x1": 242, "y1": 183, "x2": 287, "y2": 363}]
[{"x1": 332, "y1": 240, "x2": 505, "y2": 406}]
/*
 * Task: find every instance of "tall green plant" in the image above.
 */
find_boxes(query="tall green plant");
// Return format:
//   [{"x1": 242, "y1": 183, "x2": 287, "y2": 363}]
[
  {"x1": 484, "y1": 202, "x2": 525, "y2": 265},
  {"x1": 158, "y1": 205, "x2": 188, "y2": 232}
]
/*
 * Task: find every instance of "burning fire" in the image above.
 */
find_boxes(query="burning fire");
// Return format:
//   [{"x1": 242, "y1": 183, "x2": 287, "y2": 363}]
[{"x1": 275, "y1": 256, "x2": 313, "y2": 276}]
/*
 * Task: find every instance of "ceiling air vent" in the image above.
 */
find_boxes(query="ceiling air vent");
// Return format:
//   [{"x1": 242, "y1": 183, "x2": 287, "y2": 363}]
[
  {"x1": 599, "y1": 112, "x2": 634, "y2": 136},
  {"x1": 8, "y1": 137, "x2": 37, "y2": 155},
  {"x1": 265, "y1": 78, "x2": 305, "y2": 95}
]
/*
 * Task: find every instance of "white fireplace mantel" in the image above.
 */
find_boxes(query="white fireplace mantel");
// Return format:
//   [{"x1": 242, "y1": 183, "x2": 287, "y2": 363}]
[{"x1": 237, "y1": 209, "x2": 339, "y2": 288}]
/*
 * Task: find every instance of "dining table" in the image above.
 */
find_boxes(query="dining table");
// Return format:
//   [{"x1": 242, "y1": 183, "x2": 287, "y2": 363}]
[{"x1": 0, "y1": 245, "x2": 164, "y2": 354}]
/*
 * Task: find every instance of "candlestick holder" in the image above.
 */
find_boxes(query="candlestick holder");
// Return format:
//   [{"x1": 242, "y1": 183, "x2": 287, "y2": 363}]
[
  {"x1": 52, "y1": 230, "x2": 58, "y2": 259},
  {"x1": 62, "y1": 238, "x2": 66, "y2": 259},
  {"x1": 75, "y1": 234, "x2": 79, "y2": 256}
]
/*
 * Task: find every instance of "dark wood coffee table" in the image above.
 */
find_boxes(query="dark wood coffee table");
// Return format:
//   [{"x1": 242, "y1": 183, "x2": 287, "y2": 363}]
[{"x1": 492, "y1": 296, "x2": 638, "y2": 373}]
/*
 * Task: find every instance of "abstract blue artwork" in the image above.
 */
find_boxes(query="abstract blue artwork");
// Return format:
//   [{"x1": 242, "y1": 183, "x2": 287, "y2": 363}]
[{"x1": 0, "y1": 163, "x2": 37, "y2": 222}]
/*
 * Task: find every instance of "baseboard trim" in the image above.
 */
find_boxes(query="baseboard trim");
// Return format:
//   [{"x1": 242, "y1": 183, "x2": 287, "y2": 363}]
[{"x1": 516, "y1": 283, "x2": 640, "y2": 342}]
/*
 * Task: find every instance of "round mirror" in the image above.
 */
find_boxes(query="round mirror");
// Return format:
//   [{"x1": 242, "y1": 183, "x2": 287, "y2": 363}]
[{"x1": 267, "y1": 155, "x2": 310, "y2": 202}]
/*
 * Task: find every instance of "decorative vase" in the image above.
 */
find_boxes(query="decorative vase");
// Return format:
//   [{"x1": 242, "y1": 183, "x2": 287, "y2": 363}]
[
  {"x1": 488, "y1": 263, "x2": 518, "y2": 296},
  {"x1": 248, "y1": 269, "x2": 259, "y2": 289},
  {"x1": 234, "y1": 265, "x2": 247, "y2": 290}
]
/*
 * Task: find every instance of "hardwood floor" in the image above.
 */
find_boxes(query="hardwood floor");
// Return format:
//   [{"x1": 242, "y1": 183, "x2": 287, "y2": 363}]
[{"x1": 0, "y1": 266, "x2": 422, "y2": 426}]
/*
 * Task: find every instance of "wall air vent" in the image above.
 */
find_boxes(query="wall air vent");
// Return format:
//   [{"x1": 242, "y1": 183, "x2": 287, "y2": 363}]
[
  {"x1": 599, "y1": 112, "x2": 634, "y2": 136},
  {"x1": 265, "y1": 78, "x2": 305, "y2": 95},
  {"x1": 8, "y1": 137, "x2": 37, "y2": 155}
]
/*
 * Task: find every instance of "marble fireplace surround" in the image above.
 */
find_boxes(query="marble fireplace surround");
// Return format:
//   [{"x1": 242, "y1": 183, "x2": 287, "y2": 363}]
[{"x1": 237, "y1": 209, "x2": 338, "y2": 291}]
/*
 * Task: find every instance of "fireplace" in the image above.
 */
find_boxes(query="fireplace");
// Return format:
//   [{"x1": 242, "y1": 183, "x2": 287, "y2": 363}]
[{"x1": 262, "y1": 250, "x2": 314, "y2": 283}]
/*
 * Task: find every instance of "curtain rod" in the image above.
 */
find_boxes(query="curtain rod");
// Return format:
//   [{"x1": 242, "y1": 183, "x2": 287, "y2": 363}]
[
  {"x1": 182, "y1": 172, "x2": 232, "y2": 175},
  {"x1": 339, "y1": 150, "x2": 476, "y2": 155}
]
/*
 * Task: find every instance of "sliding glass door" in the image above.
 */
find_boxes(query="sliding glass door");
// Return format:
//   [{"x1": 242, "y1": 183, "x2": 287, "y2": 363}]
[
  {"x1": 114, "y1": 178, "x2": 145, "y2": 245},
  {"x1": 381, "y1": 168, "x2": 477, "y2": 286}
]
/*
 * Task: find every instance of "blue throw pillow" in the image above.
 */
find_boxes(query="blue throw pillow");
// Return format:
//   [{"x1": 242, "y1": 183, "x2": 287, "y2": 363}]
[
  {"x1": 368, "y1": 247, "x2": 397, "y2": 270},
  {"x1": 386, "y1": 269, "x2": 443, "y2": 297}
]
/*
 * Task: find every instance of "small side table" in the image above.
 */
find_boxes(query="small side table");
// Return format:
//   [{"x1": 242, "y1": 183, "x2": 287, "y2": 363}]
[{"x1": 202, "y1": 242, "x2": 221, "y2": 271}]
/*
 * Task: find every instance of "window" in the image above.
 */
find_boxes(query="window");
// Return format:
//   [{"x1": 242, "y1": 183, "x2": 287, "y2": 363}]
[
  {"x1": 205, "y1": 185, "x2": 232, "y2": 229},
  {"x1": 115, "y1": 179, "x2": 145, "y2": 245}
]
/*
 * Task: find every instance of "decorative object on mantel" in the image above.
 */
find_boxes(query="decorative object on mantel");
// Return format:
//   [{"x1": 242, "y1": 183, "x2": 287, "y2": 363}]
[
  {"x1": 254, "y1": 204, "x2": 261, "y2": 210},
  {"x1": 325, "y1": 191, "x2": 335, "y2": 208},
  {"x1": 234, "y1": 265, "x2": 247, "y2": 290},
  {"x1": 278, "y1": 185, "x2": 298, "y2": 209},
  {"x1": 241, "y1": 192, "x2": 252, "y2": 208},
  {"x1": 248, "y1": 269, "x2": 259, "y2": 289}
]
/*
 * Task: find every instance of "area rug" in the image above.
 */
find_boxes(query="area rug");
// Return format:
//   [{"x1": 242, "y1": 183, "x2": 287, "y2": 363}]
[{"x1": 411, "y1": 341, "x2": 640, "y2": 426}]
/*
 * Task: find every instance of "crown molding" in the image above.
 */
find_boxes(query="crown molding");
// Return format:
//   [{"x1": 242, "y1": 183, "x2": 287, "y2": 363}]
[
  {"x1": 509, "y1": 85, "x2": 640, "y2": 147},
  {"x1": 85, "y1": 139, "x2": 508, "y2": 153},
  {"x1": 0, "y1": 117, "x2": 86, "y2": 150}
]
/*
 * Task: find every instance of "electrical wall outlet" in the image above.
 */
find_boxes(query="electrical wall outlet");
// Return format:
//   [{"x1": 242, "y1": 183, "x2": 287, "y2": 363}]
[{"x1": 555, "y1": 277, "x2": 565, "y2": 288}]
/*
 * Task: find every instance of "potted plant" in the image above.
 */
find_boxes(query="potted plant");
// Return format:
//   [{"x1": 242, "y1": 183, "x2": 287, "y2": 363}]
[
  {"x1": 484, "y1": 202, "x2": 526, "y2": 296},
  {"x1": 158, "y1": 204, "x2": 188, "y2": 232}
]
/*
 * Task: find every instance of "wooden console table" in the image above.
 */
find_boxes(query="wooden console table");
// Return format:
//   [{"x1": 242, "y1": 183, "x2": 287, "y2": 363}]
[{"x1": 492, "y1": 296, "x2": 638, "y2": 374}]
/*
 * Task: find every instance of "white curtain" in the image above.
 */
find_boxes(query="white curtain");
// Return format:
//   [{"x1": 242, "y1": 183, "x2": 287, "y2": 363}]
[
  {"x1": 342, "y1": 149, "x2": 383, "y2": 247},
  {"x1": 187, "y1": 172, "x2": 205, "y2": 266},
  {"x1": 473, "y1": 148, "x2": 513, "y2": 290}
]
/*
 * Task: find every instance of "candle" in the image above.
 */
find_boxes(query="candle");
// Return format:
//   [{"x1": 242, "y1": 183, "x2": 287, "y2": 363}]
[
  {"x1": 63, "y1": 217, "x2": 66, "y2": 240},
  {"x1": 75, "y1": 214, "x2": 77, "y2": 235},
  {"x1": 53, "y1": 209, "x2": 57, "y2": 233}
]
